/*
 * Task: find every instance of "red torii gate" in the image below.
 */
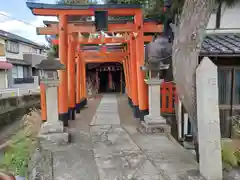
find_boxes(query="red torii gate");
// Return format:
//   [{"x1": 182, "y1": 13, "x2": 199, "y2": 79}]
[{"x1": 27, "y1": 2, "x2": 159, "y2": 125}]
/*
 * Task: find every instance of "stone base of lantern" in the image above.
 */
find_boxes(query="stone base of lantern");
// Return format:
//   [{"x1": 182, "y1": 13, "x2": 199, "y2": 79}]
[
  {"x1": 139, "y1": 116, "x2": 171, "y2": 134},
  {"x1": 38, "y1": 121, "x2": 69, "y2": 145}
]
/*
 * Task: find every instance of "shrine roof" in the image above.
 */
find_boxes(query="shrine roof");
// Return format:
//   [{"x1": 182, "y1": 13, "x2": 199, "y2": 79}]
[
  {"x1": 201, "y1": 33, "x2": 240, "y2": 57},
  {"x1": 26, "y1": 2, "x2": 142, "y2": 11}
]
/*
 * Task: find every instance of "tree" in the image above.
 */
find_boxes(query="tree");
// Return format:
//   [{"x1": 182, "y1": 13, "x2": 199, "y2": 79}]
[{"x1": 172, "y1": 0, "x2": 239, "y2": 160}]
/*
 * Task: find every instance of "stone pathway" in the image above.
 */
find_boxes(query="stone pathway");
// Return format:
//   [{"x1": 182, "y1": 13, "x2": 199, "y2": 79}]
[
  {"x1": 90, "y1": 95, "x2": 120, "y2": 125},
  {"x1": 90, "y1": 95, "x2": 163, "y2": 179},
  {"x1": 51, "y1": 94, "x2": 201, "y2": 180}
]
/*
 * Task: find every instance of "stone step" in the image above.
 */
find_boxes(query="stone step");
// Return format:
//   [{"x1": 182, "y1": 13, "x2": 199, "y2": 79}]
[{"x1": 38, "y1": 132, "x2": 69, "y2": 146}]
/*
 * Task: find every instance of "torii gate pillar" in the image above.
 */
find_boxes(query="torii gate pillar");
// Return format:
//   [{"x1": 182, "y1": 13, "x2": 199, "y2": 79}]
[
  {"x1": 58, "y1": 15, "x2": 69, "y2": 126},
  {"x1": 135, "y1": 10, "x2": 148, "y2": 120}
]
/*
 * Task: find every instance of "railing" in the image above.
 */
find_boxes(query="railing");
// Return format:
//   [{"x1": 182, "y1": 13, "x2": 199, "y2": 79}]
[
  {"x1": 161, "y1": 82, "x2": 178, "y2": 114},
  {"x1": 14, "y1": 77, "x2": 35, "y2": 84},
  {"x1": 0, "y1": 87, "x2": 40, "y2": 99}
]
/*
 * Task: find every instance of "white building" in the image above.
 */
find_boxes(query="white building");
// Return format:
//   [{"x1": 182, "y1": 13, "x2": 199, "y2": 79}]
[
  {"x1": 207, "y1": 2, "x2": 240, "y2": 30},
  {"x1": 178, "y1": 2, "x2": 240, "y2": 140},
  {"x1": 0, "y1": 29, "x2": 47, "y2": 89}
]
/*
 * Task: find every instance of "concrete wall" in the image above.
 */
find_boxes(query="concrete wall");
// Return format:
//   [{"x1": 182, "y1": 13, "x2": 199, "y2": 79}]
[
  {"x1": 0, "y1": 94, "x2": 40, "y2": 127},
  {"x1": 207, "y1": 2, "x2": 240, "y2": 29}
]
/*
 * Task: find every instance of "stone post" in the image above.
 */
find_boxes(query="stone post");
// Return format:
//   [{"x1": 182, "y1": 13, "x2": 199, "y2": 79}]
[
  {"x1": 196, "y1": 57, "x2": 222, "y2": 180},
  {"x1": 45, "y1": 79, "x2": 59, "y2": 124},
  {"x1": 36, "y1": 59, "x2": 69, "y2": 145},
  {"x1": 140, "y1": 70, "x2": 170, "y2": 134},
  {"x1": 38, "y1": 78, "x2": 68, "y2": 145},
  {"x1": 144, "y1": 78, "x2": 165, "y2": 123}
]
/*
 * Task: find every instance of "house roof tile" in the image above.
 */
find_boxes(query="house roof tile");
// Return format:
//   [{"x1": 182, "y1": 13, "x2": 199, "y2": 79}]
[{"x1": 201, "y1": 33, "x2": 240, "y2": 56}]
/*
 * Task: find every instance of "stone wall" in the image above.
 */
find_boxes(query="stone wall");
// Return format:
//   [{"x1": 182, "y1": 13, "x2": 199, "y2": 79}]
[{"x1": 0, "y1": 94, "x2": 40, "y2": 127}]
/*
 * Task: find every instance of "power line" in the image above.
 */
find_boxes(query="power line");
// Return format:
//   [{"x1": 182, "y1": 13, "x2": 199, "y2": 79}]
[{"x1": 0, "y1": 12, "x2": 36, "y2": 27}]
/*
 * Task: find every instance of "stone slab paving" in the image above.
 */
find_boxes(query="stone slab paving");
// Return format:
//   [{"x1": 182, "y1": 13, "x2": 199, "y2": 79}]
[
  {"x1": 90, "y1": 94, "x2": 120, "y2": 125},
  {"x1": 51, "y1": 130, "x2": 99, "y2": 180},
  {"x1": 91, "y1": 125, "x2": 164, "y2": 180},
  {"x1": 90, "y1": 95, "x2": 165, "y2": 180},
  {"x1": 131, "y1": 134, "x2": 203, "y2": 180},
  {"x1": 50, "y1": 94, "x2": 202, "y2": 180}
]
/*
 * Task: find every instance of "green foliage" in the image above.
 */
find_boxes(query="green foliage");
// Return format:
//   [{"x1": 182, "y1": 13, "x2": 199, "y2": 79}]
[
  {"x1": 234, "y1": 150, "x2": 240, "y2": 165},
  {"x1": 0, "y1": 131, "x2": 33, "y2": 177},
  {"x1": 222, "y1": 141, "x2": 238, "y2": 167},
  {"x1": 232, "y1": 115, "x2": 240, "y2": 135}
]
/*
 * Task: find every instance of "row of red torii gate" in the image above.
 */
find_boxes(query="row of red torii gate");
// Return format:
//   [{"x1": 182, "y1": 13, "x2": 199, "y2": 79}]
[{"x1": 26, "y1": 2, "x2": 177, "y2": 126}]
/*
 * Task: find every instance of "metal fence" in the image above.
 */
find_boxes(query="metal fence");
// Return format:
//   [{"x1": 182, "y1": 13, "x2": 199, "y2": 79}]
[{"x1": 0, "y1": 87, "x2": 40, "y2": 99}]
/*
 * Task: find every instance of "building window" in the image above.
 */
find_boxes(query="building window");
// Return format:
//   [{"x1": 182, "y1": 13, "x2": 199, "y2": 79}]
[
  {"x1": 6, "y1": 41, "x2": 19, "y2": 53},
  {"x1": 12, "y1": 65, "x2": 24, "y2": 78},
  {"x1": 0, "y1": 43, "x2": 5, "y2": 56},
  {"x1": 218, "y1": 67, "x2": 240, "y2": 137}
]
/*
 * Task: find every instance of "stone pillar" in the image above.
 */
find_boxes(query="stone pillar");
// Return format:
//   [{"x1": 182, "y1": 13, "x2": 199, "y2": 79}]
[
  {"x1": 140, "y1": 78, "x2": 170, "y2": 134},
  {"x1": 45, "y1": 80, "x2": 59, "y2": 123},
  {"x1": 145, "y1": 78, "x2": 165, "y2": 121},
  {"x1": 196, "y1": 57, "x2": 222, "y2": 180},
  {"x1": 39, "y1": 79, "x2": 68, "y2": 145}
]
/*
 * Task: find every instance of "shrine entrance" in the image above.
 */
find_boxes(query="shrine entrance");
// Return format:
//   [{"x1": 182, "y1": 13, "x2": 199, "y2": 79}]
[
  {"x1": 28, "y1": 1, "x2": 166, "y2": 123},
  {"x1": 88, "y1": 62, "x2": 123, "y2": 93}
]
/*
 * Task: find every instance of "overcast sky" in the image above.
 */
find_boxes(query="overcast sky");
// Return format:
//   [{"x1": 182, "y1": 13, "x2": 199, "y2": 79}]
[{"x1": 0, "y1": 0, "x2": 59, "y2": 45}]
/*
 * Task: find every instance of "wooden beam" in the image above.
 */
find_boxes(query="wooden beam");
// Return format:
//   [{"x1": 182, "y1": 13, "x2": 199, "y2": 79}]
[
  {"x1": 31, "y1": 8, "x2": 137, "y2": 16},
  {"x1": 52, "y1": 36, "x2": 153, "y2": 45},
  {"x1": 82, "y1": 51, "x2": 128, "y2": 58},
  {"x1": 143, "y1": 36, "x2": 153, "y2": 42},
  {"x1": 37, "y1": 22, "x2": 163, "y2": 35},
  {"x1": 84, "y1": 58, "x2": 123, "y2": 63},
  {"x1": 143, "y1": 23, "x2": 163, "y2": 33},
  {"x1": 52, "y1": 37, "x2": 128, "y2": 45}
]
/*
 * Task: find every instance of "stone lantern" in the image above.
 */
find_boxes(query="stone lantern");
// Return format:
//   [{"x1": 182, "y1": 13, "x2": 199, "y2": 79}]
[
  {"x1": 140, "y1": 34, "x2": 172, "y2": 133},
  {"x1": 36, "y1": 57, "x2": 69, "y2": 145},
  {"x1": 36, "y1": 57, "x2": 64, "y2": 123}
]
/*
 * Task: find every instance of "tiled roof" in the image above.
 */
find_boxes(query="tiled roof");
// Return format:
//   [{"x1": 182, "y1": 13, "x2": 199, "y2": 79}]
[
  {"x1": 201, "y1": 34, "x2": 240, "y2": 56},
  {"x1": 26, "y1": 2, "x2": 142, "y2": 11},
  {"x1": 0, "y1": 29, "x2": 44, "y2": 49}
]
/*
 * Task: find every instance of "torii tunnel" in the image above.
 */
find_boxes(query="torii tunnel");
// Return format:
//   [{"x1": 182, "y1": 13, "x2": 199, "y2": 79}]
[{"x1": 26, "y1": 2, "x2": 167, "y2": 126}]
